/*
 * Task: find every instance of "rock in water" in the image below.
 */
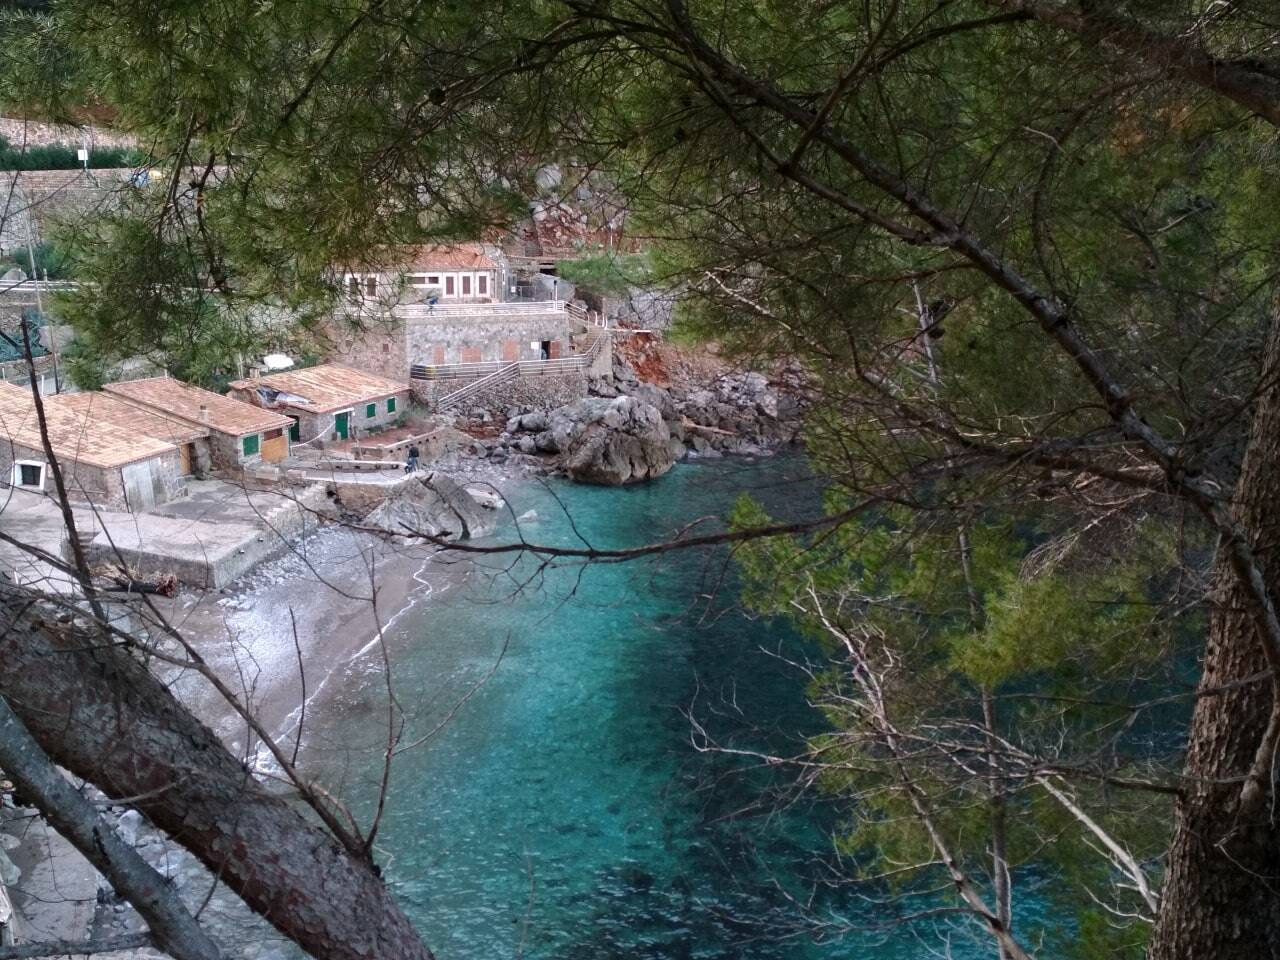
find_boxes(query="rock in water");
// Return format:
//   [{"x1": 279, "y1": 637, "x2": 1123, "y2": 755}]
[
  {"x1": 366, "y1": 473, "x2": 496, "y2": 540},
  {"x1": 544, "y1": 396, "x2": 675, "y2": 485}
]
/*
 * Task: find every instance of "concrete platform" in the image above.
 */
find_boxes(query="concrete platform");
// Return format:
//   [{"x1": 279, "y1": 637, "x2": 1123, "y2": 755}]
[{"x1": 0, "y1": 480, "x2": 334, "y2": 591}]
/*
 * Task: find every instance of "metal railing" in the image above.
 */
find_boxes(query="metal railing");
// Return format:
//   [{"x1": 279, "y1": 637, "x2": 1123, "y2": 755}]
[{"x1": 395, "y1": 300, "x2": 568, "y2": 320}]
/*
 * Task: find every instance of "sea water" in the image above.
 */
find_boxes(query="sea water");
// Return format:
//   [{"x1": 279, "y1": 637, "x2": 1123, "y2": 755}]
[{"x1": 299, "y1": 457, "x2": 987, "y2": 959}]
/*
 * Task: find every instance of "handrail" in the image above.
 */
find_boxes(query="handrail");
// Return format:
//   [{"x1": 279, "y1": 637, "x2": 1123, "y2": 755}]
[{"x1": 436, "y1": 362, "x2": 519, "y2": 411}]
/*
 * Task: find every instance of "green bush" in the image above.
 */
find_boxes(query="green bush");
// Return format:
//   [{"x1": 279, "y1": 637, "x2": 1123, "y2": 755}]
[
  {"x1": 0, "y1": 241, "x2": 75, "y2": 279},
  {"x1": 0, "y1": 134, "x2": 144, "y2": 171}
]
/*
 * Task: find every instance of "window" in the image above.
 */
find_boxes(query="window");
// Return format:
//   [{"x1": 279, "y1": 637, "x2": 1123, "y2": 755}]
[
  {"x1": 409, "y1": 275, "x2": 428, "y2": 286},
  {"x1": 462, "y1": 275, "x2": 471, "y2": 296},
  {"x1": 13, "y1": 461, "x2": 44, "y2": 489},
  {"x1": 347, "y1": 276, "x2": 360, "y2": 296},
  {"x1": 386, "y1": 396, "x2": 397, "y2": 414},
  {"x1": 242, "y1": 434, "x2": 260, "y2": 457},
  {"x1": 478, "y1": 273, "x2": 487, "y2": 296},
  {"x1": 366, "y1": 402, "x2": 377, "y2": 418},
  {"x1": 445, "y1": 275, "x2": 455, "y2": 296},
  {"x1": 365, "y1": 277, "x2": 377, "y2": 296},
  {"x1": 427, "y1": 275, "x2": 440, "y2": 285}
]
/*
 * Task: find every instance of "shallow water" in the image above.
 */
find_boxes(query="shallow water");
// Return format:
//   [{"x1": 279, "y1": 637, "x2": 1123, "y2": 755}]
[{"x1": 299, "y1": 457, "x2": 984, "y2": 959}]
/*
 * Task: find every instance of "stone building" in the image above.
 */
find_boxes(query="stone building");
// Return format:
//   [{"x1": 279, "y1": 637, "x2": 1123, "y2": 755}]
[
  {"x1": 103, "y1": 376, "x2": 294, "y2": 471},
  {"x1": 341, "y1": 243, "x2": 510, "y2": 306},
  {"x1": 226, "y1": 364, "x2": 408, "y2": 447},
  {"x1": 54, "y1": 391, "x2": 211, "y2": 476},
  {"x1": 0, "y1": 381, "x2": 183, "y2": 511},
  {"x1": 331, "y1": 300, "x2": 583, "y2": 379}
]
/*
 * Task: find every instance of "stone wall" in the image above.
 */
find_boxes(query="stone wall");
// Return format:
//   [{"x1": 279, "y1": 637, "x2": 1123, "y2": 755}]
[
  {"x1": 0, "y1": 169, "x2": 137, "y2": 254},
  {"x1": 352, "y1": 427, "x2": 466, "y2": 463},
  {"x1": 328, "y1": 316, "x2": 408, "y2": 382},
  {"x1": 405, "y1": 316, "x2": 575, "y2": 366},
  {"x1": 411, "y1": 372, "x2": 588, "y2": 412},
  {"x1": 207, "y1": 432, "x2": 250, "y2": 472},
  {"x1": 0, "y1": 440, "x2": 182, "y2": 512},
  {"x1": 0, "y1": 118, "x2": 137, "y2": 151}
]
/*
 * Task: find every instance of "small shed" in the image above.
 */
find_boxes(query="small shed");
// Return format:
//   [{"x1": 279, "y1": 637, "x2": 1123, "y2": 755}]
[
  {"x1": 0, "y1": 385, "x2": 183, "y2": 511},
  {"x1": 226, "y1": 364, "x2": 408, "y2": 447},
  {"x1": 104, "y1": 376, "x2": 294, "y2": 471}
]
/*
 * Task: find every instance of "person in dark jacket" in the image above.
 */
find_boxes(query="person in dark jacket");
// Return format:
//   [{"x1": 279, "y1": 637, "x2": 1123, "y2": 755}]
[{"x1": 405, "y1": 444, "x2": 421, "y2": 473}]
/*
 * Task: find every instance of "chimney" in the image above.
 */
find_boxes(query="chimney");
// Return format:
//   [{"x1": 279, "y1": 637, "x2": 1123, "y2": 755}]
[{"x1": 198, "y1": 403, "x2": 210, "y2": 423}]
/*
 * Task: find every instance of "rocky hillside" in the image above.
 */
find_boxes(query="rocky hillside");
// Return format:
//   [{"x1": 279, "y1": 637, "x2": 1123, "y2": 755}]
[{"x1": 458, "y1": 335, "x2": 806, "y2": 484}]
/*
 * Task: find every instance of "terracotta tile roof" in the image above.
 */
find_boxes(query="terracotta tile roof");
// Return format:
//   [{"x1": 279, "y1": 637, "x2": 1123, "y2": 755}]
[
  {"x1": 348, "y1": 243, "x2": 495, "y2": 273},
  {"x1": 400, "y1": 243, "x2": 495, "y2": 271},
  {"x1": 0, "y1": 392, "x2": 176, "y2": 469},
  {"x1": 104, "y1": 376, "x2": 292, "y2": 437},
  {"x1": 227, "y1": 364, "x2": 406, "y2": 415},
  {"x1": 56, "y1": 392, "x2": 208, "y2": 444},
  {"x1": 0, "y1": 381, "x2": 33, "y2": 405}
]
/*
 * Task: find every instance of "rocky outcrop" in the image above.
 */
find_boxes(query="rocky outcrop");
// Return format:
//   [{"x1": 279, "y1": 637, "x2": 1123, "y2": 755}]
[
  {"x1": 365, "y1": 472, "x2": 496, "y2": 540},
  {"x1": 501, "y1": 396, "x2": 675, "y2": 485}
]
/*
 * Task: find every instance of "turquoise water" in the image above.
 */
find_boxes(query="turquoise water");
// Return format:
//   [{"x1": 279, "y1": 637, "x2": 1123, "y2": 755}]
[{"x1": 300, "y1": 458, "x2": 973, "y2": 959}]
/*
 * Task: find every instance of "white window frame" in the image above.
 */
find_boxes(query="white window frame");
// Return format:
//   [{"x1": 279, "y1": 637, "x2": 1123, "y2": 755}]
[{"x1": 12, "y1": 459, "x2": 46, "y2": 492}]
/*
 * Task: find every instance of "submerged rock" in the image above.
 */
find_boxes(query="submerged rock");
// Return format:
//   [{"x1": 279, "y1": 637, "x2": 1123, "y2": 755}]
[{"x1": 365, "y1": 473, "x2": 496, "y2": 540}]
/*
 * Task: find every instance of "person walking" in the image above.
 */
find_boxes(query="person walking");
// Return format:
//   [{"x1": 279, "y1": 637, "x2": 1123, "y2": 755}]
[{"x1": 405, "y1": 444, "x2": 421, "y2": 473}]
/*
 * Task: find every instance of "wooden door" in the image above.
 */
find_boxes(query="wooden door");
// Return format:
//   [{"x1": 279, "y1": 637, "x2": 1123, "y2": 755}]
[
  {"x1": 261, "y1": 428, "x2": 287, "y2": 462},
  {"x1": 334, "y1": 411, "x2": 350, "y2": 440},
  {"x1": 179, "y1": 443, "x2": 193, "y2": 476}
]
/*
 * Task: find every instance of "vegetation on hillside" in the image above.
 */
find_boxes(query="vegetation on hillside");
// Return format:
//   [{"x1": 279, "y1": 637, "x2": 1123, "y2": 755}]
[{"x1": 1, "y1": 3, "x2": 1279, "y2": 960}]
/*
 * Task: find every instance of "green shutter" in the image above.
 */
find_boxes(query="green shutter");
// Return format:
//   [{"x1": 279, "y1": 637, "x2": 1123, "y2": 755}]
[
  {"x1": 242, "y1": 434, "x2": 260, "y2": 456},
  {"x1": 386, "y1": 396, "x2": 397, "y2": 414},
  {"x1": 366, "y1": 402, "x2": 376, "y2": 418}
]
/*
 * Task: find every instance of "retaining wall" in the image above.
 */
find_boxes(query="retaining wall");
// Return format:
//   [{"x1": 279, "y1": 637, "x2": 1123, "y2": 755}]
[{"x1": 411, "y1": 371, "x2": 588, "y2": 413}]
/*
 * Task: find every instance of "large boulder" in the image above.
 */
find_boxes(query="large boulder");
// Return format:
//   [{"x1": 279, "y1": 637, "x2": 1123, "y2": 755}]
[
  {"x1": 540, "y1": 396, "x2": 675, "y2": 485},
  {"x1": 365, "y1": 472, "x2": 496, "y2": 540}
]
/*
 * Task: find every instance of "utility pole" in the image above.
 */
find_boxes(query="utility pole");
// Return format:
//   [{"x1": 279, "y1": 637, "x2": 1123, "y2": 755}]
[{"x1": 22, "y1": 207, "x2": 59, "y2": 393}]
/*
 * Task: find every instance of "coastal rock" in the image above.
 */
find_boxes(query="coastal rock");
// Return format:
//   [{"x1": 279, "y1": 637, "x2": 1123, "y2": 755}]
[
  {"x1": 365, "y1": 473, "x2": 496, "y2": 540},
  {"x1": 543, "y1": 396, "x2": 675, "y2": 485},
  {"x1": 466, "y1": 487, "x2": 505, "y2": 511}
]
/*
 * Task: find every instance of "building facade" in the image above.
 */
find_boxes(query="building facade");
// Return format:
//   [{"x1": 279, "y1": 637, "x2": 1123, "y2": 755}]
[
  {"x1": 227, "y1": 364, "x2": 408, "y2": 447},
  {"x1": 104, "y1": 376, "x2": 294, "y2": 472},
  {"x1": 341, "y1": 243, "x2": 510, "y2": 306},
  {"x1": 0, "y1": 382, "x2": 184, "y2": 511}
]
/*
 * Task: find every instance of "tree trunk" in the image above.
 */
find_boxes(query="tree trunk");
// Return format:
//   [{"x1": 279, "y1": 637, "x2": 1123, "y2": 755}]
[
  {"x1": 0, "y1": 590, "x2": 434, "y2": 960},
  {"x1": 1148, "y1": 320, "x2": 1280, "y2": 959},
  {"x1": 0, "y1": 695, "x2": 222, "y2": 960}
]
